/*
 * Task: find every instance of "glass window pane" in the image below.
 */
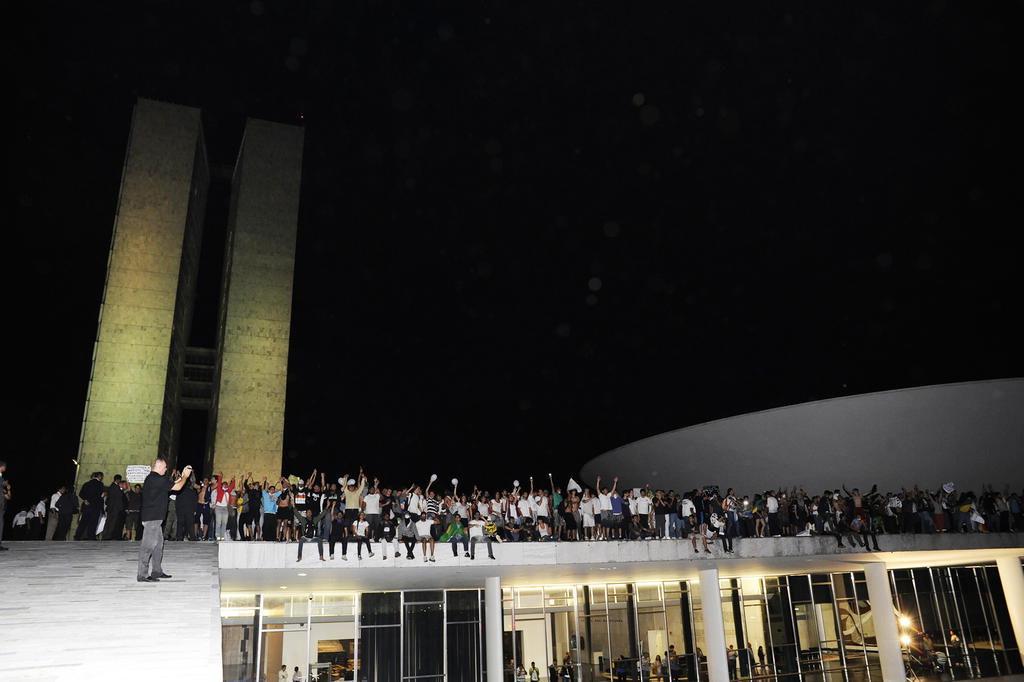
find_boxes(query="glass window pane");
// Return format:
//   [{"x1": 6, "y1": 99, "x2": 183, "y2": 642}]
[
  {"x1": 222, "y1": 624, "x2": 257, "y2": 682},
  {"x1": 311, "y1": 620, "x2": 356, "y2": 681},
  {"x1": 550, "y1": 608, "x2": 579, "y2": 672},
  {"x1": 260, "y1": 626, "x2": 308, "y2": 682},
  {"x1": 584, "y1": 587, "x2": 610, "y2": 682},
  {"x1": 263, "y1": 595, "x2": 309, "y2": 621},
  {"x1": 405, "y1": 590, "x2": 444, "y2": 604},
  {"x1": 517, "y1": 587, "x2": 544, "y2": 610},
  {"x1": 447, "y1": 590, "x2": 481, "y2": 623},
  {"x1": 832, "y1": 574, "x2": 855, "y2": 600},
  {"x1": 311, "y1": 593, "x2": 356, "y2": 618},
  {"x1": 361, "y1": 592, "x2": 400, "y2": 626},
  {"x1": 447, "y1": 622, "x2": 481, "y2": 682},
  {"x1": 359, "y1": 625, "x2": 399, "y2": 682},
  {"x1": 404, "y1": 601, "x2": 444, "y2": 677},
  {"x1": 788, "y1": 575, "x2": 811, "y2": 603}
]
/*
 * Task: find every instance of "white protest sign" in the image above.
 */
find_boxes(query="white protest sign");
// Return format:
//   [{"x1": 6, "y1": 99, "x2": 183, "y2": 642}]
[{"x1": 126, "y1": 465, "x2": 152, "y2": 484}]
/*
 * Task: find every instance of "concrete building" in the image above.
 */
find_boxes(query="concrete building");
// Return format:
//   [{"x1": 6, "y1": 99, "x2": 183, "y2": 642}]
[
  {"x1": 75, "y1": 98, "x2": 302, "y2": 489},
  {"x1": 581, "y1": 379, "x2": 1024, "y2": 494},
  {"x1": 2, "y1": 535, "x2": 1021, "y2": 682}
]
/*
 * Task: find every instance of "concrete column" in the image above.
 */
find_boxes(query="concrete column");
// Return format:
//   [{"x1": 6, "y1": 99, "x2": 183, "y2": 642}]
[
  {"x1": 863, "y1": 562, "x2": 905, "y2": 682},
  {"x1": 697, "y1": 567, "x2": 729, "y2": 682},
  {"x1": 486, "y1": 576, "x2": 503, "y2": 682},
  {"x1": 996, "y1": 556, "x2": 1024, "y2": 666}
]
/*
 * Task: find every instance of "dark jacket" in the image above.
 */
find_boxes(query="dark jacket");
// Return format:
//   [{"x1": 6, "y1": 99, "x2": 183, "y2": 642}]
[
  {"x1": 106, "y1": 483, "x2": 126, "y2": 513},
  {"x1": 79, "y1": 479, "x2": 104, "y2": 506},
  {"x1": 301, "y1": 509, "x2": 330, "y2": 539},
  {"x1": 56, "y1": 491, "x2": 76, "y2": 517}
]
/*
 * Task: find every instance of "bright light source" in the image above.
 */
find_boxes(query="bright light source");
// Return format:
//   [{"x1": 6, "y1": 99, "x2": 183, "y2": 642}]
[
  {"x1": 900, "y1": 634, "x2": 912, "y2": 647},
  {"x1": 279, "y1": 586, "x2": 288, "y2": 589},
  {"x1": 899, "y1": 616, "x2": 912, "y2": 628},
  {"x1": 297, "y1": 573, "x2": 307, "y2": 577}
]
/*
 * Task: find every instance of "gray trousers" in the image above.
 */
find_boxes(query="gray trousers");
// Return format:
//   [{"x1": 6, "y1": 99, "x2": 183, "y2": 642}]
[
  {"x1": 164, "y1": 501, "x2": 177, "y2": 540},
  {"x1": 46, "y1": 512, "x2": 59, "y2": 540},
  {"x1": 137, "y1": 520, "x2": 165, "y2": 579},
  {"x1": 214, "y1": 506, "x2": 229, "y2": 540}
]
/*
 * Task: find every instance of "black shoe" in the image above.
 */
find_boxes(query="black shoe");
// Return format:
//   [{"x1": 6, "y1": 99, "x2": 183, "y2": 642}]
[
  {"x1": 137, "y1": 576, "x2": 159, "y2": 582},
  {"x1": 154, "y1": 573, "x2": 172, "y2": 579}
]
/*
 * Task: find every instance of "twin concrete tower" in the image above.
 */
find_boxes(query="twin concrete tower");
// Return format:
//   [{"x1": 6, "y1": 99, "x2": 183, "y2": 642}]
[{"x1": 75, "y1": 98, "x2": 302, "y2": 489}]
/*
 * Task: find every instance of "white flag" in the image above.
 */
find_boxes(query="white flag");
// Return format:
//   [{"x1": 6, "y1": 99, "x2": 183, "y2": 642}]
[{"x1": 566, "y1": 477, "x2": 583, "y2": 493}]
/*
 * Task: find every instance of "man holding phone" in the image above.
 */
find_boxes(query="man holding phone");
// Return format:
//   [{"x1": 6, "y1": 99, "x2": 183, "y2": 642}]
[{"x1": 138, "y1": 457, "x2": 192, "y2": 582}]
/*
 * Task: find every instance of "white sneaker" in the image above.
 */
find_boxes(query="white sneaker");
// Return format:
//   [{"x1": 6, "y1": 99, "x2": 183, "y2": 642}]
[{"x1": 341, "y1": 555, "x2": 348, "y2": 561}]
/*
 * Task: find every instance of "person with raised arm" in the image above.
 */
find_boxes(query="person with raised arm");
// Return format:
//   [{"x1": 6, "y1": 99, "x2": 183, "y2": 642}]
[
  {"x1": 137, "y1": 458, "x2": 192, "y2": 582},
  {"x1": 342, "y1": 468, "x2": 367, "y2": 538},
  {"x1": 212, "y1": 472, "x2": 236, "y2": 541},
  {"x1": 405, "y1": 481, "x2": 423, "y2": 521}
]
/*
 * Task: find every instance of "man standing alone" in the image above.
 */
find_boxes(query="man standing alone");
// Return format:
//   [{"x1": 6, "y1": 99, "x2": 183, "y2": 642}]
[{"x1": 138, "y1": 458, "x2": 192, "y2": 582}]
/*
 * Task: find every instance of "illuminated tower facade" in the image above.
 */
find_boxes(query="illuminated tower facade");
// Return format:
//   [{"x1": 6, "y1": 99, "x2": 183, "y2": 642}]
[{"x1": 75, "y1": 98, "x2": 303, "y2": 488}]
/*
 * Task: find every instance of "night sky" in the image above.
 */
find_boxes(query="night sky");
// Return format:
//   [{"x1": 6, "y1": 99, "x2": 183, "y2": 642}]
[{"x1": 10, "y1": 2, "x2": 1023, "y2": 508}]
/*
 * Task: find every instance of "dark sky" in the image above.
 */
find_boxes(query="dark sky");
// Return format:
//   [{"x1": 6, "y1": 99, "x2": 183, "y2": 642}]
[{"x1": 10, "y1": 1, "x2": 1023, "y2": 507}]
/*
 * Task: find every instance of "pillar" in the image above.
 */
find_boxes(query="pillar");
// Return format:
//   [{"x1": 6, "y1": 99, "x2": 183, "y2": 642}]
[
  {"x1": 863, "y1": 562, "x2": 905, "y2": 682},
  {"x1": 77, "y1": 98, "x2": 207, "y2": 489},
  {"x1": 209, "y1": 118, "x2": 303, "y2": 481},
  {"x1": 697, "y1": 567, "x2": 729, "y2": 682},
  {"x1": 485, "y1": 576, "x2": 504, "y2": 682},
  {"x1": 996, "y1": 556, "x2": 1024, "y2": 666}
]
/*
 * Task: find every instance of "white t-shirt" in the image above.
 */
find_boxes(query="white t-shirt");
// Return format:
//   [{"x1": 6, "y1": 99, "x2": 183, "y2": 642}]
[
  {"x1": 535, "y1": 497, "x2": 550, "y2": 517},
  {"x1": 477, "y1": 501, "x2": 490, "y2": 518},
  {"x1": 518, "y1": 498, "x2": 532, "y2": 518},
  {"x1": 215, "y1": 488, "x2": 230, "y2": 508},
  {"x1": 680, "y1": 499, "x2": 695, "y2": 516},
  {"x1": 353, "y1": 520, "x2": 369, "y2": 537},
  {"x1": 469, "y1": 520, "x2": 485, "y2": 538},
  {"x1": 408, "y1": 493, "x2": 422, "y2": 515},
  {"x1": 363, "y1": 493, "x2": 381, "y2": 515},
  {"x1": 414, "y1": 519, "x2": 433, "y2": 538},
  {"x1": 491, "y1": 499, "x2": 502, "y2": 516},
  {"x1": 766, "y1": 496, "x2": 779, "y2": 513},
  {"x1": 636, "y1": 496, "x2": 651, "y2": 515},
  {"x1": 453, "y1": 501, "x2": 468, "y2": 518},
  {"x1": 13, "y1": 511, "x2": 28, "y2": 526},
  {"x1": 582, "y1": 498, "x2": 595, "y2": 517},
  {"x1": 50, "y1": 492, "x2": 61, "y2": 511},
  {"x1": 598, "y1": 493, "x2": 612, "y2": 511}
]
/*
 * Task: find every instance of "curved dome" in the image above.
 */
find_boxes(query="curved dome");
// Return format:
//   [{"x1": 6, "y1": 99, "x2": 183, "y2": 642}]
[{"x1": 581, "y1": 379, "x2": 1024, "y2": 494}]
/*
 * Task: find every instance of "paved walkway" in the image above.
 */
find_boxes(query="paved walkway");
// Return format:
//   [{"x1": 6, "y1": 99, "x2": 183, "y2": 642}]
[{"x1": 0, "y1": 541, "x2": 221, "y2": 681}]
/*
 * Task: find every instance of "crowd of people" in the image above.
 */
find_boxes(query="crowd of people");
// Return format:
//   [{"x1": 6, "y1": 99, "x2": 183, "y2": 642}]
[{"x1": 2, "y1": 458, "x2": 1020, "y2": 558}]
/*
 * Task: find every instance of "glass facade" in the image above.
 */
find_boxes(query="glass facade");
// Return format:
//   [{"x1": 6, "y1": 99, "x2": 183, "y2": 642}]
[
  {"x1": 220, "y1": 563, "x2": 1021, "y2": 682},
  {"x1": 221, "y1": 590, "x2": 486, "y2": 682},
  {"x1": 890, "y1": 566, "x2": 1023, "y2": 679}
]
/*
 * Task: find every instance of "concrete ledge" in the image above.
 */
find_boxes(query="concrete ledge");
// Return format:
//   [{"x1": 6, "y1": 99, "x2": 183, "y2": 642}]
[{"x1": 219, "y1": 531, "x2": 1024, "y2": 570}]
